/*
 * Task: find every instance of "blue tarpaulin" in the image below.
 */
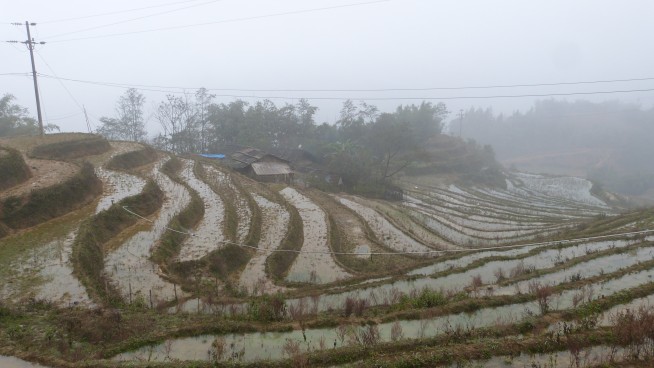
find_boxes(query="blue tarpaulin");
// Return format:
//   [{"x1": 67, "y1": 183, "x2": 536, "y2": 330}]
[{"x1": 198, "y1": 154, "x2": 225, "y2": 159}]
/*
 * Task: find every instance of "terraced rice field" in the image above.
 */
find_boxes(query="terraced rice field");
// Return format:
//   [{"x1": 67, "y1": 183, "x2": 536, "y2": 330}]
[{"x1": 4, "y1": 135, "x2": 654, "y2": 367}]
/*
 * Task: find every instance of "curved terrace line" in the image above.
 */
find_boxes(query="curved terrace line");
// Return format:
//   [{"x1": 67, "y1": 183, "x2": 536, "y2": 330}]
[{"x1": 120, "y1": 203, "x2": 654, "y2": 255}]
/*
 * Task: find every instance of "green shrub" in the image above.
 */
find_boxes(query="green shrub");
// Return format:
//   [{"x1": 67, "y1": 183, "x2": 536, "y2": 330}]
[
  {"x1": 400, "y1": 288, "x2": 447, "y2": 309},
  {"x1": 206, "y1": 244, "x2": 251, "y2": 279},
  {"x1": 151, "y1": 157, "x2": 204, "y2": 264},
  {"x1": 0, "y1": 146, "x2": 31, "y2": 190},
  {"x1": 266, "y1": 197, "x2": 303, "y2": 281},
  {"x1": 106, "y1": 146, "x2": 158, "y2": 170},
  {"x1": 248, "y1": 293, "x2": 287, "y2": 322},
  {"x1": 0, "y1": 162, "x2": 102, "y2": 229},
  {"x1": 30, "y1": 135, "x2": 110, "y2": 160}
]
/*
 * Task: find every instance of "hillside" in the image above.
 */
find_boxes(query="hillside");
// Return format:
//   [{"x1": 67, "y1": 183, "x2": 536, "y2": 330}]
[
  {"x1": 457, "y1": 100, "x2": 654, "y2": 202},
  {"x1": 1, "y1": 134, "x2": 654, "y2": 367}
]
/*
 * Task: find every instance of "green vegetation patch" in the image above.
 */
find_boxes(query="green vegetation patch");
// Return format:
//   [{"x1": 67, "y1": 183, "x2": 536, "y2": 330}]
[
  {"x1": 0, "y1": 162, "x2": 102, "y2": 229},
  {"x1": 0, "y1": 146, "x2": 31, "y2": 191},
  {"x1": 206, "y1": 244, "x2": 253, "y2": 280},
  {"x1": 72, "y1": 179, "x2": 164, "y2": 304},
  {"x1": 29, "y1": 134, "x2": 110, "y2": 160},
  {"x1": 106, "y1": 145, "x2": 158, "y2": 171},
  {"x1": 266, "y1": 193, "x2": 303, "y2": 282},
  {"x1": 152, "y1": 157, "x2": 204, "y2": 264}
]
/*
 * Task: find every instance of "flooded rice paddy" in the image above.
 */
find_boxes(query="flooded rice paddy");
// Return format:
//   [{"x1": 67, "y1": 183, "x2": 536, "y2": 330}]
[
  {"x1": 282, "y1": 188, "x2": 350, "y2": 284},
  {"x1": 337, "y1": 195, "x2": 436, "y2": 254},
  {"x1": 116, "y1": 260, "x2": 654, "y2": 363},
  {"x1": 104, "y1": 159, "x2": 190, "y2": 303},
  {"x1": 0, "y1": 356, "x2": 51, "y2": 368},
  {"x1": 238, "y1": 195, "x2": 289, "y2": 294},
  {"x1": 177, "y1": 160, "x2": 226, "y2": 261}
]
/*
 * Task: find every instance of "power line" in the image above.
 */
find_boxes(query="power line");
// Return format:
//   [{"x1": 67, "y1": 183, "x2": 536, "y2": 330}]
[
  {"x1": 37, "y1": 0, "x2": 214, "y2": 24},
  {"x1": 35, "y1": 74, "x2": 654, "y2": 101},
  {"x1": 47, "y1": 0, "x2": 224, "y2": 39},
  {"x1": 47, "y1": 111, "x2": 84, "y2": 121},
  {"x1": 45, "y1": 0, "x2": 392, "y2": 43},
  {"x1": 35, "y1": 73, "x2": 654, "y2": 93},
  {"x1": 35, "y1": 51, "x2": 86, "y2": 112}
]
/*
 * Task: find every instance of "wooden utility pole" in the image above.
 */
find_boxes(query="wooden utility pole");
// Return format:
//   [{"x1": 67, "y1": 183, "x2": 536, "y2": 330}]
[
  {"x1": 459, "y1": 109, "x2": 464, "y2": 138},
  {"x1": 10, "y1": 22, "x2": 45, "y2": 136}
]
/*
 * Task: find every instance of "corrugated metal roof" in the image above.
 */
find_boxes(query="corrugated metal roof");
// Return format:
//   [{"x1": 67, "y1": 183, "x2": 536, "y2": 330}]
[{"x1": 251, "y1": 162, "x2": 293, "y2": 176}]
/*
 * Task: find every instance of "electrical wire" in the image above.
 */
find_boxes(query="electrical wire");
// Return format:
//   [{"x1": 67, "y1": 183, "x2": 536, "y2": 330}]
[
  {"x1": 34, "y1": 74, "x2": 654, "y2": 101},
  {"x1": 37, "y1": 0, "x2": 214, "y2": 24},
  {"x1": 35, "y1": 51, "x2": 85, "y2": 112},
  {"x1": 45, "y1": 0, "x2": 392, "y2": 43},
  {"x1": 35, "y1": 73, "x2": 654, "y2": 93},
  {"x1": 46, "y1": 112, "x2": 84, "y2": 121},
  {"x1": 47, "y1": 0, "x2": 225, "y2": 39}
]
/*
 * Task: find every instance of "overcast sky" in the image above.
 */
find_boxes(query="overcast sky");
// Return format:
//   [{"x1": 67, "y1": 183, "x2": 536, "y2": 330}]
[{"x1": 3, "y1": 0, "x2": 654, "y2": 135}]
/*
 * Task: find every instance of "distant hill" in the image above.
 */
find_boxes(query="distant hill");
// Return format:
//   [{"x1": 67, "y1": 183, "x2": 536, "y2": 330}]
[{"x1": 455, "y1": 99, "x2": 654, "y2": 201}]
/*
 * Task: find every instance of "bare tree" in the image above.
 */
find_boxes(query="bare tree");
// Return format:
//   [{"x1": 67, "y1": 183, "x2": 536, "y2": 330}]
[
  {"x1": 97, "y1": 88, "x2": 146, "y2": 142},
  {"x1": 155, "y1": 94, "x2": 197, "y2": 153}
]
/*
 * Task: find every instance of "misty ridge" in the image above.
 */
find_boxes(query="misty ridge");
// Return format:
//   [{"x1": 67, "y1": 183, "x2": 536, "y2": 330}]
[{"x1": 456, "y1": 99, "x2": 654, "y2": 199}]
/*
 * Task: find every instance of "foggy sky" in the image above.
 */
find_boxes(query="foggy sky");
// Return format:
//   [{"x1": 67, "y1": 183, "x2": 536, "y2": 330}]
[{"x1": 3, "y1": 0, "x2": 654, "y2": 136}]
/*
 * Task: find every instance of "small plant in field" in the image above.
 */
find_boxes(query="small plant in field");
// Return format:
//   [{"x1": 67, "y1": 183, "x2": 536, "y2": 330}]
[
  {"x1": 470, "y1": 274, "x2": 483, "y2": 297},
  {"x1": 494, "y1": 267, "x2": 506, "y2": 283},
  {"x1": 344, "y1": 297, "x2": 355, "y2": 317},
  {"x1": 610, "y1": 306, "x2": 654, "y2": 360},
  {"x1": 348, "y1": 325, "x2": 381, "y2": 347},
  {"x1": 209, "y1": 337, "x2": 225, "y2": 362},
  {"x1": 336, "y1": 324, "x2": 349, "y2": 345},
  {"x1": 310, "y1": 294, "x2": 321, "y2": 315},
  {"x1": 248, "y1": 293, "x2": 287, "y2": 322},
  {"x1": 289, "y1": 298, "x2": 307, "y2": 321},
  {"x1": 390, "y1": 321, "x2": 404, "y2": 341},
  {"x1": 282, "y1": 339, "x2": 308, "y2": 367},
  {"x1": 398, "y1": 287, "x2": 446, "y2": 309},
  {"x1": 417, "y1": 319, "x2": 430, "y2": 338},
  {"x1": 343, "y1": 297, "x2": 367, "y2": 317},
  {"x1": 528, "y1": 280, "x2": 554, "y2": 315},
  {"x1": 569, "y1": 272, "x2": 583, "y2": 282},
  {"x1": 309, "y1": 270, "x2": 318, "y2": 284},
  {"x1": 509, "y1": 261, "x2": 535, "y2": 278}
]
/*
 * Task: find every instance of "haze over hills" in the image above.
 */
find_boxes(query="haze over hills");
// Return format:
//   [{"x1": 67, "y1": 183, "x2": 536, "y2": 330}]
[{"x1": 453, "y1": 99, "x2": 654, "y2": 201}]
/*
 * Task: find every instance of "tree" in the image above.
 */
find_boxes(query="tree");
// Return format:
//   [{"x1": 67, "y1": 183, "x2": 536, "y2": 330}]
[
  {"x1": 97, "y1": 88, "x2": 146, "y2": 142},
  {"x1": 395, "y1": 102, "x2": 448, "y2": 143},
  {"x1": 195, "y1": 88, "x2": 215, "y2": 152},
  {"x1": 206, "y1": 100, "x2": 247, "y2": 149},
  {"x1": 325, "y1": 140, "x2": 369, "y2": 187},
  {"x1": 155, "y1": 94, "x2": 197, "y2": 153},
  {"x1": 0, "y1": 94, "x2": 58, "y2": 137},
  {"x1": 0, "y1": 94, "x2": 37, "y2": 137},
  {"x1": 367, "y1": 113, "x2": 416, "y2": 183}
]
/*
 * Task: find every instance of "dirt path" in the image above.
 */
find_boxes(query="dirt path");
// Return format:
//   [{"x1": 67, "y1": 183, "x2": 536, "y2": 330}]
[
  {"x1": 281, "y1": 187, "x2": 350, "y2": 284},
  {"x1": 104, "y1": 159, "x2": 190, "y2": 304},
  {"x1": 238, "y1": 194, "x2": 289, "y2": 295},
  {"x1": 177, "y1": 160, "x2": 226, "y2": 262},
  {"x1": 0, "y1": 157, "x2": 78, "y2": 200}
]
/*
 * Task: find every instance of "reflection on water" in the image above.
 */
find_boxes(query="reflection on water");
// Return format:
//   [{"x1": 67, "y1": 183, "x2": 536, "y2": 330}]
[
  {"x1": 118, "y1": 261, "x2": 654, "y2": 363},
  {"x1": 0, "y1": 356, "x2": 50, "y2": 368}
]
